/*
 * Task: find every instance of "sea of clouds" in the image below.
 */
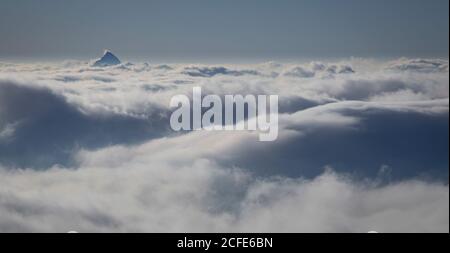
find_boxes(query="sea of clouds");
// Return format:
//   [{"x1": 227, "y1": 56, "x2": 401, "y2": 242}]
[{"x1": 0, "y1": 58, "x2": 448, "y2": 232}]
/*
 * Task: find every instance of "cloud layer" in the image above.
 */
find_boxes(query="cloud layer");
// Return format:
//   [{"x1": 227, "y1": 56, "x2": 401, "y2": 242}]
[{"x1": 0, "y1": 58, "x2": 448, "y2": 232}]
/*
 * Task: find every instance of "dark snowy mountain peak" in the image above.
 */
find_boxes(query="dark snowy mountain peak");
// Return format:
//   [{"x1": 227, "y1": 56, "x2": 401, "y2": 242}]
[{"x1": 93, "y1": 50, "x2": 121, "y2": 67}]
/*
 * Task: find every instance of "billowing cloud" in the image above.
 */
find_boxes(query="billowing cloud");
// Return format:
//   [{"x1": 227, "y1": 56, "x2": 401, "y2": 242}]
[
  {"x1": 0, "y1": 81, "x2": 170, "y2": 168},
  {"x1": 0, "y1": 164, "x2": 447, "y2": 232},
  {"x1": 386, "y1": 58, "x2": 449, "y2": 73},
  {"x1": 282, "y1": 62, "x2": 355, "y2": 78},
  {"x1": 183, "y1": 66, "x2": 261, "y2": 77}
]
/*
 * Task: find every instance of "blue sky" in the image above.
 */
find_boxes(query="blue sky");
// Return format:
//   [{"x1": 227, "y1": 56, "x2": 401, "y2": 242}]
[{"x1": 0, "y1": 0, "x2": 448, "y2": 60}]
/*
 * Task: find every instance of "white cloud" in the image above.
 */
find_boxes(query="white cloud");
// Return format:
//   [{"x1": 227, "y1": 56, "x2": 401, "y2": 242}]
[
  {"x1": 0, "y1": 165, "x2": 447, "y2": 232},
  {"x1": 0, "y1": 122, "x2": 18, "y2": 142}
]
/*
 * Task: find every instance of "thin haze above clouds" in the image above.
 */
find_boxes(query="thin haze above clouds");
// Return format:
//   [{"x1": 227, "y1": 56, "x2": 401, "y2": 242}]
[
  {"x1": 0, "y1": 0, "x2": 448, "y2": 60},
  {"x1": 0, "y1": 57, "x2": 448, "y2": 232}
]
